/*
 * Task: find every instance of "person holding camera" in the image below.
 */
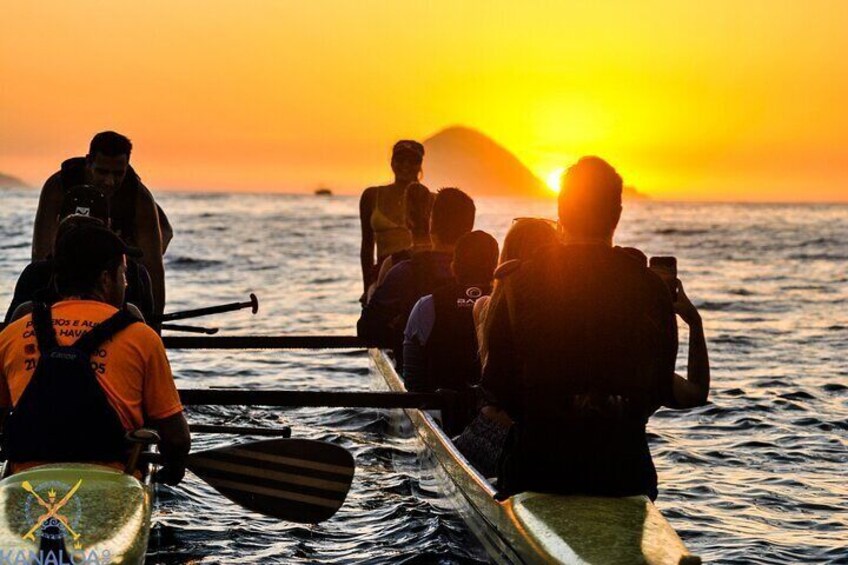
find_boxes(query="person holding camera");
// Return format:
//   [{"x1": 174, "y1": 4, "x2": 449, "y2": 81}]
[{"x1": 478, "y1": 156, "x2": 710, "y2": 500}]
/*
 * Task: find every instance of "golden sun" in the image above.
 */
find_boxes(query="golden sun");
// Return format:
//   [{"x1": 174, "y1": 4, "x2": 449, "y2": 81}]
[{"x1": 545, "y1": 167, "x2": 565, "y2": 194}]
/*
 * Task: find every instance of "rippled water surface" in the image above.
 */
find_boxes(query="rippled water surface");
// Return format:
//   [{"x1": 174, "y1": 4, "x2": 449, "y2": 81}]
[{"x1": 0, "y1": 189, "x2": 846, "y2": 564}]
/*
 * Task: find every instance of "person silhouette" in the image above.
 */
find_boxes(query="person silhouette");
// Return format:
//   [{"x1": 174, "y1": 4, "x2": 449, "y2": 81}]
[
  {"x1": 31, "y1": 131, "x2": 172, "y2": 317},
  {"x1": 479, "y1": 156, "x2": 710, "y2": 499},
  {"x1": 358, "y1": 140, "x2": 424, "y2": 302}
]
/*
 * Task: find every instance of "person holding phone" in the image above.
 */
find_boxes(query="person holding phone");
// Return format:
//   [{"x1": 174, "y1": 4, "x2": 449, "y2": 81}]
[{"x1": 478, "y1": 156, "x2": 710, "y2": 500}]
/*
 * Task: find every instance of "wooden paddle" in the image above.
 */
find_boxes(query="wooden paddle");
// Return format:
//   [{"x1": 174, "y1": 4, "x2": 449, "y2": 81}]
[
  {"x1": 145, "y1": 438, "x2": 354, "y2": 524},
  {"x1": 189, "y1": 423, "x2": 291, "y2": 437}
]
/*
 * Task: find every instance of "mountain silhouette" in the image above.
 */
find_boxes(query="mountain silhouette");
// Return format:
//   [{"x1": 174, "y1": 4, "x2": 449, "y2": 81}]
[
  {"x1": 0, "y1": 172, "x2": 29, "y2": 189},
  {"x1": 421, "y1": 126, "x2": 645, "y2": 199},
  {"x1": 422, "y1": 126, "x2": 549, "y2": 198}
]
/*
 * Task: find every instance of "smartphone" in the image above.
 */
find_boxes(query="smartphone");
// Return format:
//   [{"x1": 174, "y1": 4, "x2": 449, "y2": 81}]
[{"x1": 649, "y1": 256, "x2": 678, "y2": 300}]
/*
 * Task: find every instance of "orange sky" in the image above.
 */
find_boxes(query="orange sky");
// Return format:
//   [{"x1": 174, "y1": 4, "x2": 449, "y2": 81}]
[{"x1": 1, "y1": 1, "x2": 847, "y2": 201}]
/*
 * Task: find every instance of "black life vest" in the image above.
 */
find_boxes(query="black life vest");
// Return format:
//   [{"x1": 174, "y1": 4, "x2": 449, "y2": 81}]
[
  {"x1": 2, "y1": 303, "x2": 139, "y2": 463},
  {"x1": 497, "y1": 244, "x2": 677, "y2": 499},
  {"x1": 59, "y1": 157, "x2": 171, "y2": 248},
  {"x1": 408, "y1": 251, "x2": 454, "y2": 304},
  {"x1": 388, "y1": 251, "x2": 453, "y2": 366},
  {"x1": 426, "y1": 282, "x2": 491, "y2": 435}
]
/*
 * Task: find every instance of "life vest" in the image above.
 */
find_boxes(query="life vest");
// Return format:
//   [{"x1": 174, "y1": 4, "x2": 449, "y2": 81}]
[
  {"x1": 426, "y1": 282, "x2": 491, "y2": 435},
  {"x1": 385, "y1": 251, "x2": 453, "y2": 365},
  {"x1": 59, "y1": 157, "x2": 171, "y2": 248},
  {"x1": 408, "y1": 251, "x2": 453, "y2": 302},
  {"x1": 497, "y1": 243, "x2": 677, "y2": 498},
  {"x1": 2, "y1": 302, "x2": 139, "y2": 463}
]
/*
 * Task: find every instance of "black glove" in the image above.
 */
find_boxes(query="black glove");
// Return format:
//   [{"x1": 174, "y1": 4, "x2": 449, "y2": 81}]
[{"x1": 153, "y1": 464, "x2": 186, "y2": 486}]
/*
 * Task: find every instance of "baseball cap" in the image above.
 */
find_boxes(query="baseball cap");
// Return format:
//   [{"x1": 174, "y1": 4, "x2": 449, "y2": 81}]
[
  {"x1": 60, "y1": 184, "x2": 110, "y2": 223},
  {"x1": 392, "y1": 140, "x2": 425, "y2": 160},
  {"x1": 54, "y1": 223, "x2": 142, "y2": 286}
]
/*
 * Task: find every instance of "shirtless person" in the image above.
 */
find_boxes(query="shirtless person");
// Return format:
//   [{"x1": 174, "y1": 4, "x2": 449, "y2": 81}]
[{"x1": 32, "y1": 131, "x2": 171, "y2": 316}]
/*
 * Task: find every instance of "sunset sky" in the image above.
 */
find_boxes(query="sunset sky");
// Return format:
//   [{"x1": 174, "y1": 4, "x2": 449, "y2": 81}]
[{"x1": 1, "y1": 1, "x2": 847, "y2": 201}]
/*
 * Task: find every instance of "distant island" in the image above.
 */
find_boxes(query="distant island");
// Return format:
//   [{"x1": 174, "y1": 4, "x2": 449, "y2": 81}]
[
  {"x1": 423, "y1": 126, "x2": 549, "y2": 198},
  {"x1": 0, "y1": 172, "x2": 30, "y2": 189},
  {"x1": 421, "y1": 125, "x2": 646, "y2": 199},
  {"x1": 623, "y1": 185, "x2": 647, "y2": 199}
]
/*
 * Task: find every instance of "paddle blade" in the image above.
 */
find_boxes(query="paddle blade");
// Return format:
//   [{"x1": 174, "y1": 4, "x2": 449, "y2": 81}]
[{"x1": 186, "y1": 438, "x2": 354, "y2": 523}]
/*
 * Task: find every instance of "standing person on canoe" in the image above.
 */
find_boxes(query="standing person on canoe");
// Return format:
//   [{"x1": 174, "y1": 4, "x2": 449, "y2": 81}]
[
  {"x1": 5, "y1": 185, "x2": 155, "y2": 325},
  {"x1": 359, "y1": 140, "x2": 424, "y2": 302},
  {"x1": 0, "y1": 223, "x2": 190, "y2": 483},
  {"x1": 479, "y1": 157, "x2": 710, "y2": 500},
  {"x1": 367, "y1": 182, "x2": 434, "y2": 302},
  {"x1": 32, "y1": 131, "x2": 172, "y2": 317},
  {"x1": 358, "y1": 188, "x2": 476, "y2": 361},
  {"x1": 403, "y1": 230, "x2": 499, "y2": 435}
]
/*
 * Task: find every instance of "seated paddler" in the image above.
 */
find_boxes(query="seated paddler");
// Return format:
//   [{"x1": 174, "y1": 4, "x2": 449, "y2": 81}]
[
  {"x1": 479, "y1": 156, "x2": 710, "y2": 500},
  {"x1": 0, "y1": 222, "x2": 190, "y2": 484},
  {"x1": 5, "y1": 184, "x2": 155, "y2": 325},
  {"x1": 403, "y1": 230, "x2": 499, "y2": 436}
]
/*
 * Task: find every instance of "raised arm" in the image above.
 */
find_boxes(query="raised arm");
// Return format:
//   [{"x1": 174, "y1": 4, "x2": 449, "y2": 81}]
[
  {"x1": 134, "y1": 186, "x2": 166, "y2": 318},
  {"x1": 670, "y1": 281, "x2": 710, "y2": 408},
  {"x1": 31, "y1": 173, "x2": 64, "y2": 260},
  {"x1": 359, "y1": 188, "x2": 377, "y2": 298}
]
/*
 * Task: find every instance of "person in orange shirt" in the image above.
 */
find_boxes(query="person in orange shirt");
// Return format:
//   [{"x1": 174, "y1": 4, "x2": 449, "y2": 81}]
[{"x1": 0, "y1": 223, "x2": 190, "y2": 483}]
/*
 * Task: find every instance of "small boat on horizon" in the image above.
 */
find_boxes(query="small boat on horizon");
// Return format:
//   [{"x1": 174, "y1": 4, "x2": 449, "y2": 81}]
[{"x1": 315, "y1": 188, "x2": 333, "y2": 196}]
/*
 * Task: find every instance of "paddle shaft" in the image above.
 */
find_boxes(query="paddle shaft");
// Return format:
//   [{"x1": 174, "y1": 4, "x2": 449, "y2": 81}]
[
  {"x1": 180, "y1": 388, "x2": 447, "y2": 409},
  {"x1": 164, "y1": 335, "x2": 364, "y2": 349},
  {"x1": 190, "y1": 423, "x2": 292, "y2": 437},
  {"x1": 161, "y1": 323, "x2": 219, "y2": 334},
  {"x1": 158, "y1": 293, "x2": 258, "y2": 322}
]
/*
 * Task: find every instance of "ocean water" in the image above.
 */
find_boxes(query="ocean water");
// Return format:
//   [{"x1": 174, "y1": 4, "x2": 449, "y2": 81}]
[{"x1": 0, "y1": 188, "x2": 845, "y2": 564}]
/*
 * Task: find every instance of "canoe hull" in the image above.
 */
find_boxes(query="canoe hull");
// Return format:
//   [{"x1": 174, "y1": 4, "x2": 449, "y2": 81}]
[
  {"x1": 370, "y1": 349, "x2": 700, "y2": 565},
  {"x1": 0, "y1": 463, "x2": 152, "y2": 565}
]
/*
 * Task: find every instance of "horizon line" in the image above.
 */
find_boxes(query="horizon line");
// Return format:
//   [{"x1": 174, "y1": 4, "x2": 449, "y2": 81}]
[{"x1": 3, "y1": 184, "x2": 846, "y2": 205}]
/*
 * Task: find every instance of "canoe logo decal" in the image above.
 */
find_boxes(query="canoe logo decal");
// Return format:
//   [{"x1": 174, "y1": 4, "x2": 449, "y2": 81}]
[{"x1": 21, "y1": 479, "x2": 84, "y2": 543}]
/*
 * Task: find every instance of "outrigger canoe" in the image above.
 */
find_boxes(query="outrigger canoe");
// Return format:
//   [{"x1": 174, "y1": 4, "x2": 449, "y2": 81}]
[{"x1": 370, "y1": 348, "x2": 702, "y2": 565}]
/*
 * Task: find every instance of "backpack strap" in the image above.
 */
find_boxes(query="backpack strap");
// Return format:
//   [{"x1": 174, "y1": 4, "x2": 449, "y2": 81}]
[
  {"x1": 31, "y1": 302, "x2": 58, "y2": 352},
  {"x1": 72, "y1": 309, "x2": 141, "y2": 355}
]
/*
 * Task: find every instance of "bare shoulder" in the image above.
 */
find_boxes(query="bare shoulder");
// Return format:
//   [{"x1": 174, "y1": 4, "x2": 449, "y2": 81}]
[
  {"x1": 360, "y1": 186, "x2": 381, "y2": 204},
  {"x1": 39, "y1": 171, "x2": 64, "y2": 198},
  {"x1": 134, "y1": 180, "x2": 156, "y2": 206}
]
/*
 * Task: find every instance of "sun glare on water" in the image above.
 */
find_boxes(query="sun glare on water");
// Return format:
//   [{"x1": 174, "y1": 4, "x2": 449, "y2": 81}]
[{"x1": 545, "y1": 168, "x2": 565, "y2": 194}]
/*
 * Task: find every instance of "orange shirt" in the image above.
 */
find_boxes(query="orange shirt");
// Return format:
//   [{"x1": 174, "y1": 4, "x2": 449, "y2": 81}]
[{"x1": 0, "y1": 300, "x2": 183, "y2": 433}]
